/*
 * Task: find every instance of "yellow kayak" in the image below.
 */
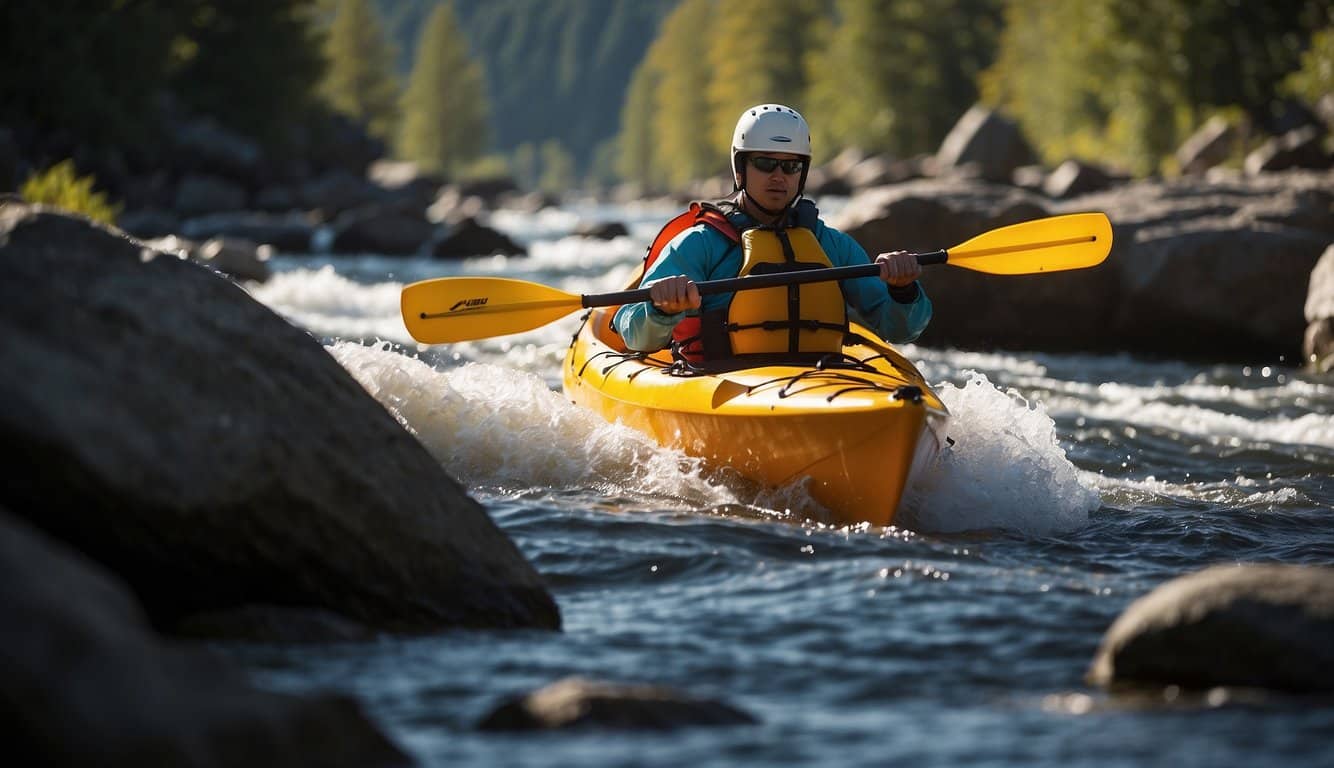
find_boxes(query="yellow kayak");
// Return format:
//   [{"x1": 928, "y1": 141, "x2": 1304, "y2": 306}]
[{"x1": 562, "y1": 309, "x2": 949, "y2": 526}]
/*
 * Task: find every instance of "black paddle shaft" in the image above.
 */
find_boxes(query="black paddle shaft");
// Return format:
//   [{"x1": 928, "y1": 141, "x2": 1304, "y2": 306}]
[{"x1": 583, "y1": 250, "x2": 947, "y2": 308}]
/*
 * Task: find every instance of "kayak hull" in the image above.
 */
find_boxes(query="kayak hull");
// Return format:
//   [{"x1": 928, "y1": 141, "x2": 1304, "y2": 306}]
[{"x1": 562, "y1": 310, "x2": 949, "y2": 526}]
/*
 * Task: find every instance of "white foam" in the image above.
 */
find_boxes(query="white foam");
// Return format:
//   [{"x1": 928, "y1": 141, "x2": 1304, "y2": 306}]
[
  {"x1": 327, "y1": 341, "x2": 742, "y2": 507},
  {"x1": 245, "y1": 265, "x2": 412, "y2": 344},
  {"x1": 899, "y1": 372, "x2": 1100, "y2": 536}
]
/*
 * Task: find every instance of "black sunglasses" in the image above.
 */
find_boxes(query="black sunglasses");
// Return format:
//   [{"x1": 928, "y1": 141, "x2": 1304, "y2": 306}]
[{"x1": 749, "y1": 156, "x2": 806, "y2": 175}]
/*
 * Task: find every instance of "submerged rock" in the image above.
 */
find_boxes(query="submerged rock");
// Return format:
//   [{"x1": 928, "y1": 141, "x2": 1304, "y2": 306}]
[
  {"x1": 1088, "y1": 564, "x2": 1334, "y2": 692},
  {"x1": 477, "y1": 677, "x2": 758, "y2": 731},
  {"x1": 0, "y1": 507, "x2": 411, "y2": 767},
  {"x1": 0, "y1": 201, "x2": 560, "y2": 636}
]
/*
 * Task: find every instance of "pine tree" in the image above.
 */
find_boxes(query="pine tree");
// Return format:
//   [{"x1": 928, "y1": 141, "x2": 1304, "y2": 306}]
[
  {"x1": 805, "y1": 0, "x2": 1002, "y2": 159},
  {"x1": 643, "y1": 0, "x2": 718, "y2": 189},
  {"x1": 705, "y1": 0, "x2": 825, "y2": 155},
  {"x1": 321, "y1": 0, "x2": 400, "y2": 143},
  {"x1": 397, "y1": 2, "x2": 489, "y2": 175}
]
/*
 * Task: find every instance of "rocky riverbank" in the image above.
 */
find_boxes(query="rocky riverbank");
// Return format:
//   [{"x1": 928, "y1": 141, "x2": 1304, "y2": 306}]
[{"x1": 0, "y1": 200, "x2": 562, "y2": 764}]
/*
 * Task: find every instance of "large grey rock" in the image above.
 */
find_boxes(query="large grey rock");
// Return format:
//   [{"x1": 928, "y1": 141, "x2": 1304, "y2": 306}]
[
  {"x1": 477, "y1": 677, "x2": 758, "y2": 731},
  {"x1": 0, "y1": 507, "x2": 410, "y2": 767},
  {"x1": 0, "y1": 202, "x2": 560, "y2": 635},
  {"x1": 172, "y1": 116, "x2": 263, "y2": 183},
  {"x1": 1305, "y1": 245, "x2": 1334, "y2": 373},
  {"x1": 1245, "y1": 126, "x2": 1332, "y2": 175},
  {"x1": 433, "y1": 217, "x2": 526, "y2": 259},
  {"x1": 1175, "y1": 116, "x2": 1237, "y2": 176},
  {"x1": 331, "y1": 204, "x2": 437, "y2": 255},
  {"x1": 179, "y1": 211, "x2": 317, "y2": 253},
  {"x1": 935, "y1": 105, "x2": 1038, "y2": 183},
  {"x1": 1088, "y1": 565, "x2": 1334, "y2": 692},
  {"x1": 174, "y1": 174, "x2": 247, "y2": 216},
  {"x1": 833, "y1": 170, "x2": 1332, "y2": 360},
  {"x1": 1043, "y1": 160, "x2": 1114, "y2": 199},
  {"x1": 299, "y1": 170, "x2": 387, "y2": 216}
]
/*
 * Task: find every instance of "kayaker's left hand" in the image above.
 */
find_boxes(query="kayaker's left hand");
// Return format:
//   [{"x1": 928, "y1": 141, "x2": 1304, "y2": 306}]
[{"x1": 876, "y1": 250, "x2": 921, "y2": 287}]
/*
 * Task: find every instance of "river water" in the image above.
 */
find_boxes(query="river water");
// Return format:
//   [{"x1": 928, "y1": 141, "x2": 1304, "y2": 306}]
[{"x1": 237, "y1": 200, "x2": 1333, "y2": 767}]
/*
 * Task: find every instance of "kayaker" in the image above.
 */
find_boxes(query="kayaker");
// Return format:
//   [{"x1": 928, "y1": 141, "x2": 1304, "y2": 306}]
[{"x1": 613, "y1": 103, "x2": 931, "y2": 361}]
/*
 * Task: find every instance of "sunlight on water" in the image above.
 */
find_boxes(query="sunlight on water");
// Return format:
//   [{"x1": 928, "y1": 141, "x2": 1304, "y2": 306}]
[{"x1": 900, "y1": 371, "x2": 1100, "y2": 536}]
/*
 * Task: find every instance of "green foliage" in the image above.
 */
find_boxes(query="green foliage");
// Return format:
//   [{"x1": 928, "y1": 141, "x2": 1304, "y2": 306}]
[
  {"x1": 617, "y1": 0, "x2": 1003, "y2": 191},
  {"x1": 807, "y1": 0, "x2": 1003, "y2": 159},
  {"x1": 706, "y1": 0, "x2": 825, "y2": 154},
  {"x1": 1283, "y1": 26, "x2": 1334, "y2": 106},
  {"x1": 538, "y1": 140, "x2": 575, "y2": 195},
  {"x1": 983, "y1": 0, "x2": 1332, "y2": 176},
  {"x1": 321, "y1": 0, "x2": 400, "y2": 142},
  {"x1": 377, "y1": 0, "x2": 676, "y2": 178},
  {"x1": 21, "y1": 160, "x2": 121, "y2": 225},
  {"x1": 397, "y1": 2, "x2": 490, "y2": 175},
  {"x1": 170, "y1": 2, "x2": 328, "y2": 150},
  {"x1": 0, "y1": 2, "x2": 182, "y2": 150}
]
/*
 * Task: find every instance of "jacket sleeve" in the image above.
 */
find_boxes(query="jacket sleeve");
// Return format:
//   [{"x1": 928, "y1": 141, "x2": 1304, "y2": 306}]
[
  {"x1": 612, "y1": 227, "x2": 716, "y2": 352},
  {"x1": 823, "y1": 227, "x2": 933, "y2": 344}
]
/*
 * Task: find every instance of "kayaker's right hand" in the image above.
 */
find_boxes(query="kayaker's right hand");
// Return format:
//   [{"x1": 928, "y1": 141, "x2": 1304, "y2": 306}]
[{"x1": 649, "y1": 275, "x2": 701, "y2": 314}]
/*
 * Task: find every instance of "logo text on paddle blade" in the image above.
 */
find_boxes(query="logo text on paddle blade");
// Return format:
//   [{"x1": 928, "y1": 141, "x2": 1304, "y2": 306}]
[{"x1": 449, "y1": 297, "x2": 489, "y2": 312}]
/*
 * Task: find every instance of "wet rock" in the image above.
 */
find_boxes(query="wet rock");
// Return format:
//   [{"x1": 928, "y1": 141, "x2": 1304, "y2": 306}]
[
  {"x1": 833, "y1": 170, "x2": 1332, "y2": 360},
  {"x1": 0, "y1": 201, "x2": 560, "y2": 635},
  {"x1": 1305, "y1": 245, "x2": 1334, "y2": 373},
  {"x1": 331, "y1": 204, "x2": 436, "y2": 255},
  {"x1": 1011, "y1": 164, "x2": 1048, "y2": 192},
  {"x1": 1088, "y1": 564, "x2": 1334, "y2": 692},
  {"x1": 1245, "y1": 126, "x2": 1332, "y2": 175},
  {"x1": 427, "y1": 186, "x2": 486, "y2": 225},
  {"x1": 172, "y1": 116, "x2": 263, "y2": 183},
  {"x1": 477, "y1": 677, "x2": 758, "y2": 731},
  {"x1": 174, "y1": 174, "x2": 247, "y2": 216},
  {"x1": 804, "y1": 165, "x2": 853, "y2": 198},
  {"x1": 0, "y1": 507, "x2": 411, "y2": 767},
  {"x1": 433, "y1": 216, "x2": 526, "y2": 258},
  {"x1": 1043, "y1": 160, "x2": 1114, "y2": 199},
  {"x1": 194, "y1": 238, "x2": 272, "y2": 282},
  {"x1": 299, "y1": 170, "x2": 387, "y2": 217},
  {"x1": 574, "y1": 221, "x2": 629, "y2": 240},
  {"x1": 1176, "y1": 116, "x2": 1238, "y2": 176},
  {"x1": 118, "y1": 208, "x2": 181, "y2": 239},
  {"x1": 451, "y1": 176, "x2": 519, "y2": 206},
  {"x1": 253, "y1": 185, "x2": 298, "y2": 212},
  {"x1": 178, "y1": 211, "x2": 317, "y2": 253},
  {"x1": 173, "y1": 604, "x2": 378, "y2": 643},
  {"x1": 935, "y1": 105, "x2": 1038, "y2": 183}
]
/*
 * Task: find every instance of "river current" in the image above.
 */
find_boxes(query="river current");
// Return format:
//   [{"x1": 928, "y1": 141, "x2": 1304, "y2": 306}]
[{"x1": 236, "y1": 200, "x2": 1333, "y2": 767}]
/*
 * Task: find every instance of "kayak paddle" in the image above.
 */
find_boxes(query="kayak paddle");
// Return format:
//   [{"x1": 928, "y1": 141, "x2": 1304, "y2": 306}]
[{"x1": 402, "y1": 211, "x2": 1111, "y2": 344}]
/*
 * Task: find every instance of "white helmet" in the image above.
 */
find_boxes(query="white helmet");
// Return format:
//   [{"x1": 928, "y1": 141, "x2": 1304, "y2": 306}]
[
  {"x1": 731, "y1": 104, "x2": 812, "y2": 197},
  {"x1": 731, "y1": 104, "x2": 812, "y2": 173}
]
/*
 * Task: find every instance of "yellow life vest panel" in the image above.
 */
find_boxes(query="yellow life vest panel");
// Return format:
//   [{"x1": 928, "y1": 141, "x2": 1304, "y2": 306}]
[{"x1": 727, "y1": 227, "x2": 848, "y2": 356}]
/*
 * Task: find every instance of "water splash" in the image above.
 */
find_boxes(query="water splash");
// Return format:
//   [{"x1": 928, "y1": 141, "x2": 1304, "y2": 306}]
[
  {"x1": 328, "y1": 341, "x2": 741, "y2": 508},
  {"x1": 900, "y1": 371, "x2": 1099, "y2": 536}
]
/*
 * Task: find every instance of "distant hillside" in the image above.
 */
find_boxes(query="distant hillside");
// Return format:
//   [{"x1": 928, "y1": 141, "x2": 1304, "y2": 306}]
[{"x1": 377, "y1": 0, "x2": 678, "y2": 173}]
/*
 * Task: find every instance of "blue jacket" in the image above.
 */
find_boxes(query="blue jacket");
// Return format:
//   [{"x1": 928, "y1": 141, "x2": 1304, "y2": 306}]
[{"x1": 613, "y1": 209, "x2": 932, "y2": 352}]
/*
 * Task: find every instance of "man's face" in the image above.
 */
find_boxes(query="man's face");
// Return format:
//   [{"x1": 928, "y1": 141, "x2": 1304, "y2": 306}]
[{"x1": 741, "y1": 152, "x2": 805, "y2": 210}]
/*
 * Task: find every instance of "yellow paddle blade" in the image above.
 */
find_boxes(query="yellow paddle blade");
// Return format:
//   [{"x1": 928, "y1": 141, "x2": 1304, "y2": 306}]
[
  {"x1": 400, "y1": 277, "x2": 583, "y2": 343},
  {"x1": 947, "y1": 212, "x2": 1112, "y2": 275}
]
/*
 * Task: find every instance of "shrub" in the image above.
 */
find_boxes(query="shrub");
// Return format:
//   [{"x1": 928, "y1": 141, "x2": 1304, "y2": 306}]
[{"x1": 20, "y1": 160, "x2": 121, "y2": 226}]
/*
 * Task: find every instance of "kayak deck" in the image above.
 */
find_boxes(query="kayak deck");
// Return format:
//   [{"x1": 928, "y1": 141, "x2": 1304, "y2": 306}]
[{"x1": 563, "y1": 309, "x2": 949, "y2": 526}]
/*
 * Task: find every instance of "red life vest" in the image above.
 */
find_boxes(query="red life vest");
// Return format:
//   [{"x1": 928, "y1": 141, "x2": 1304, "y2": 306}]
[{"x1": 638, "y1": 201, "x2": 741, "y2": 359}]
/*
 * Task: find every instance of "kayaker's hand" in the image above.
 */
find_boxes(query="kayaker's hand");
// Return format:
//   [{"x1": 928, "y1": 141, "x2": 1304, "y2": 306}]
[
  {"x1": 876, "y1": 250, "x2": 921, "y2": 287},
  {"x1": 648, "y1": 275, "x2": 701, "y2": 315}
]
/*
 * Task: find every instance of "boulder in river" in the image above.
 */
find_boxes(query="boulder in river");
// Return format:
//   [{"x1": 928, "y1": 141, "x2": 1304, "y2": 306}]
[
  {"x1": 0, "y1": 507, "x2": 411, "y2": 766},
  {"x1": 1304, "y1": 244, "x2": 1334, "y2": 373},
  {"x1": 477, "y1": 677, "x2": 758, "y2": 731},
  {"x1": 433, "y1": 216, "x2": 526, "y2": 258},
  {"x1": 0, "y1": 201, "x2": 559, "y2": 638},
  {"x1": 1088, "y1": 564, "x2": 1334, "y2": 692}
]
